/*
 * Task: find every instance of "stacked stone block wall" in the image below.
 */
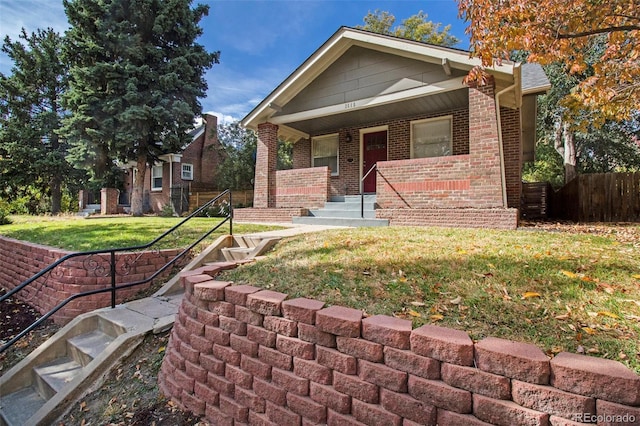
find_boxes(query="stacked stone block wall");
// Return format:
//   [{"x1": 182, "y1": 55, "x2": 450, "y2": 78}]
[
  {"x1": 0, "y1": 236, "x2": 180, "y2": 324},
  {"x1": 159, "y1": 269, "x2": 640, "y2": 426}
]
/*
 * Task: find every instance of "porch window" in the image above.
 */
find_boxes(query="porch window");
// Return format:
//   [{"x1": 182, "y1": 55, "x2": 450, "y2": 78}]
[
  {"x1": 411, "y1": 116, "x2": 452, "y2": 158},
  {"x1": 312, "y1": 134, "x2": 339, "y2": 176},
  {"x1": 151, "y1": 164, "x2": 163, "y2": 191},
  {"x1": 181, "y1": 163, "x2": 193, "y2": 180}
]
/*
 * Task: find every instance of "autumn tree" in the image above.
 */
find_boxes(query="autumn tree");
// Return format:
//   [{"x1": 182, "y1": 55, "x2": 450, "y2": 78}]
[
  {"x1": 62, "y1": 0, "x2": 219, "y2": 215},
  {"x1": 0, "y1": 28, "x2": 74, "y2": 214},
  {"x1": 358, "y1": 10, "x2": 459, "y2": 47},
  {"x1": 457, "y1": 0, "x2": 639, "y2": 124}
]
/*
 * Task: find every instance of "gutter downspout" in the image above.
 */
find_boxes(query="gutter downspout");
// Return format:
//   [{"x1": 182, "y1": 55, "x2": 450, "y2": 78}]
[
  {"x1": 168, "y1": 156, "x2": 174, "y2": 214},
  {"x1": 495, "y1": 82, "x2": 516, "y2": 208}
]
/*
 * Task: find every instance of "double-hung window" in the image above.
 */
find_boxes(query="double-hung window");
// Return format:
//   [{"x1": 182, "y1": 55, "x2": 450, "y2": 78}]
[
  {"x1": 151, "y1": 164, "x2": 163, "y2": 191},
  {"x1": 411, "y1": 116, "x2": 453, "y2": 158},
  {"x1": 181, "y1": 163, "x2": 193, "y2": 180},
  {"x1": 312, "y1": 134, "x2": 339, "y2": 176}
]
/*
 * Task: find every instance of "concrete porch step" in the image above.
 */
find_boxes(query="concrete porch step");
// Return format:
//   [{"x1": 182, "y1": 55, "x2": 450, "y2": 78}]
[
  {"x1": 221, "y1": 247, "x2": 254, "y2": 262},
  {"x1": 308, "y1": 208, "x2": 377, "y2": 219},
  {"x1": 292, "y1": 216, "x2": 389, "y2": 227},
  {"x1": 67, "y1": 330, "x2": 115, "y2": 367},
  {"x1": 0, "y1": 387, "x2": 46, "y2": 426},
  {"x1": 33, "y1": 357, "x2": 83, "y2": 400}
]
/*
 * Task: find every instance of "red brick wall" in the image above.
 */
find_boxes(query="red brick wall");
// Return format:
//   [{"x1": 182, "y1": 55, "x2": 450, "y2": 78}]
[
  {"x1": 287, "y1": 107, "x2": 470, "y2": 199},
  {"x1": 376, "y1": 155, "x2": 473, "y2": 209},
  {"x1": 273, "y1": 167, "x2": 331, "y2": 208},
  {"x1": 0, "y1": 236, "x2": 181, "y2": 324},
  {"x1": 159, "y1": 273, "x2": 640, "y2": 426},
  {"x1": 255, "y1": 123, "x2": 279, "y2": 208},
  {"x1": 377, "y1": 208, "x2": 519, "y2": 230},
  {"x1": 500, "y1": 107, "x2": 522, "y2": 209}
]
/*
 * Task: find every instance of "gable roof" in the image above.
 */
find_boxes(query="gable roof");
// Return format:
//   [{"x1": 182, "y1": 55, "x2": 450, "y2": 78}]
[{"x1": 243, "y1": 27, "x2": 549, "y2": 135}]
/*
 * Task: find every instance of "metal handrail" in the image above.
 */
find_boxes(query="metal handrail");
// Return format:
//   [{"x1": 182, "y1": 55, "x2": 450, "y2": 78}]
[
  {"x1": 0, "y1": 189, "x2": 233, "y2": 353},
  {"x1": 360, "y1": 164, "x2": 378, "y2": 218}
]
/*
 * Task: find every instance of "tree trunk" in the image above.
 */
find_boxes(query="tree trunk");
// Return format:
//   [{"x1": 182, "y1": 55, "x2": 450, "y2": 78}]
[
  {"x1": 554, "y1": 120, "x2": 578, "y2": 184},
  {"x1": 51, "y1": 176, "x2": 62, "y2": 214},
  {"x1": 131, "y1": 153, "x2": 147, "y2": 216}
]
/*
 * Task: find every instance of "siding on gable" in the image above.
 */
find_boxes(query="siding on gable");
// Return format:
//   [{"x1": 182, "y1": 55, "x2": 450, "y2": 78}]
[{"x1": 278, "y1": 46, "x2": 466, "y2": 115}]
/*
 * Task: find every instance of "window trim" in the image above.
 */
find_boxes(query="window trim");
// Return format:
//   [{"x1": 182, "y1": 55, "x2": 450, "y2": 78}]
[
  {"x1": 181, "y1": 163, "x2": 193, "y2": 181},
  {"x1": 151, "y1": 164, "x2": 163, "y2": 191},
  {"x1": 311, "y1": 133, "x2": 339, "y2": 176},
  {"x1": 410, "y1": 115, "x2": 453, "y2": 159}
]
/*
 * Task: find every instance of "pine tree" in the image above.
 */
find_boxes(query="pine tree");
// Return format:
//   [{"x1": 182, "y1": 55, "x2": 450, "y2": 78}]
[
  {"x1": 0, "y1": 28, "x2": 71, "y2": 214},
  {"x1": 62, "y1": 0, "x2": 219, "y2": 215}
]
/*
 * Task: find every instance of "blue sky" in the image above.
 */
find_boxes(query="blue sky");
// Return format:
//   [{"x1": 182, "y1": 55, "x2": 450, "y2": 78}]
[{"x1": 0, "y1": 0, "x2": 470, "y2": 122}]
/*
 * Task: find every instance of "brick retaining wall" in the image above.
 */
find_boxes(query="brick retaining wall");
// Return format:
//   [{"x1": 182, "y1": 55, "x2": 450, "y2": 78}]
[
  {"x1": 0, "y1": 236, "x2": 181, "y2": 324},
  {"x1": 377, "y1": 208, "x2": 519, "y2": 230},
  {"x1": 158, "y1": 265, "x2": 640, "y2": 426}
]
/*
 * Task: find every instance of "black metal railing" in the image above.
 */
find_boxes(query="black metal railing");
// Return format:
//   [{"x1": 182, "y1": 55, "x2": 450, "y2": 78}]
[
  {"x1": 0, "y1": 189, "x2": 233, "y2": 354},
  {"x1": 360, "y1": 164, "x2": 378, "y2": 218}
]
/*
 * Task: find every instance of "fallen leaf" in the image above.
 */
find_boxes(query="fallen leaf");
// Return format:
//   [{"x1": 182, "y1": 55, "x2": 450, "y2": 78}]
[
  {"x1": 582, "y1": 327, "x2": 596, "y2": 335},
  {"x1": 430, "y1": 314, "x2": 444, "y2": 321},
  {"x1": 632, "y1": 274, "x2": 640, "y2": 279},
  {"x1": 522, "y1": 291, "x2": 541, "y2": 299},
  {"x1": 597, "y1": 311, "x2": 620, "y2": 319},
  {"x1": 407, "y1": 309, "x2": 422, "y2": 318},
  {"x1": 410, "y1": 301, "x2": 426, "y2": 307},
  {"x1": 449, "y1": 296, "x2": 463, "y2": 305},
  {"x1": 555, "y1": 314, "x2": 570, "y2": 320},
  {"x1": 158, "y1": 346, "x2": 166, "y2": 354},
  {"x1": 561, "y1": 270, "x2": 577, "y2": 278}
]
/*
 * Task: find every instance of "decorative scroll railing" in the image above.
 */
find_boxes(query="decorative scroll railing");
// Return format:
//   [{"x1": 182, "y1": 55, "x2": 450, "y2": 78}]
[{"x1": 0, "y1": 189, "x2": 233, "y2": 354}]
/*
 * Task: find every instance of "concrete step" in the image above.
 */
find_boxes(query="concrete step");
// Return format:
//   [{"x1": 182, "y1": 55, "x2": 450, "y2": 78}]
[
  {"x1": 221, "y1": 247, "x2": 254, "y2": 262},
  {"x1": 322, "y1": 201, "x2": 377, "y2": 211},
  {"x1": 309, "y1": 209, "x2": 376, "y2": 219},
  {"x1": 67, "y1": 330, "x2": 115, "y2": 367},
  {"x1": 0, "y1": 386, "x2": 46, "y2": 426},
  {"x1": 33, "y1": 357, "x2": 83, "y2": 400},
  {"x1": 292, "y1": 216, "x2": 389, "y2": 227},
  {"x1": 330, "y1": 195, "x2": 377, "y2": 203}
]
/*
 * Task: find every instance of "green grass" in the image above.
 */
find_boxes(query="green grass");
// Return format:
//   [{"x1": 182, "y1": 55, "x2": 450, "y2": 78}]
[
  {"x1": 0, "y1": 215, "x2": 281, "y2": 252},
  {"x1": 221, "y1": 226, "x2": 640, "y2": 373}
]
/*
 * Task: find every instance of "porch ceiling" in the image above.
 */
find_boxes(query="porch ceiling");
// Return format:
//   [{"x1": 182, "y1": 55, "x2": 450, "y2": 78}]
[{"x1": 279, "y1": 88, "x2": 469, "y2": 137}]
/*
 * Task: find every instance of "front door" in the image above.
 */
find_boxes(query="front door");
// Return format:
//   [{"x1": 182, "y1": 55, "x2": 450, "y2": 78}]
[{"x1": 362, "y1": 130, "x2": 388, "y2": 193}]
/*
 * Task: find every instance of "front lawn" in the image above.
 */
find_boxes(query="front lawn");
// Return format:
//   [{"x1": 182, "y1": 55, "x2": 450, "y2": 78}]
[
  {"x1": 0, "y1": 215, "x2": 281, "y2": 252},
  {"x1": 221, "y1": 225, "x2": 640, "y2": 373}
]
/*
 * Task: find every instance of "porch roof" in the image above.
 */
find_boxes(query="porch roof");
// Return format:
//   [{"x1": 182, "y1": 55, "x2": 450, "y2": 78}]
[{"x1": 242, "y1": 27, "x2": 548, "y2": 141}]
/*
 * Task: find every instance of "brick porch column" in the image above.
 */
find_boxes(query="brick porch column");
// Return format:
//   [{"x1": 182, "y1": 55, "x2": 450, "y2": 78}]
[
  {"x1": 468, "y1": 78, "x2": 504, "y2": 208},
  {"x1": 254, "y1": 123, "x2": 278, "y2": 208},
  {"x1": 100, "y1": 188, "x2": 119, "y2": 215}
]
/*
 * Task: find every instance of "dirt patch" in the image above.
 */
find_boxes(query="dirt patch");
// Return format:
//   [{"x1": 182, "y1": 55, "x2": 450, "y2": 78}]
[{"x1": 61, "y1": 332, "x2": 207, "y2": 425}]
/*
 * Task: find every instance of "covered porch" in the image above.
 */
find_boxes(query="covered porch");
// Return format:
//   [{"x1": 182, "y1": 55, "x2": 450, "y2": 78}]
[{"x1": 236, "y1": 27, "x2": 548, "y2": 229}]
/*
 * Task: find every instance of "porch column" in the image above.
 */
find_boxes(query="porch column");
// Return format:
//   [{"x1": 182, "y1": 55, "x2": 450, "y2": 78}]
[
  {"x1": 254, "y1": 122, "x2": 278, "y2": 208},
  {"x1": 468, "y1": 77, "x2": 504, "y2": 208}
]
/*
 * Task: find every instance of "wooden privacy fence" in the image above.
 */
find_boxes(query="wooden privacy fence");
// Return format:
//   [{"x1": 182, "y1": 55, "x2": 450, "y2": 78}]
[
  {"x1": 550, "y1": 172, "x2": 640, "y2": 222},
  {"x1": 190, "y1": 189, "x2": 254, "y2": 211}
]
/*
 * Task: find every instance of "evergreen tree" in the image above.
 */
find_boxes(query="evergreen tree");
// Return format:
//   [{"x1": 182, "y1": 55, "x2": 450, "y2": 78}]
[
  {"x1": 0, "y1": 28, "x2": 72, "y2": 214},
  {"x1": 61, "y1": 0, "x2": 219, "y2": 215}
]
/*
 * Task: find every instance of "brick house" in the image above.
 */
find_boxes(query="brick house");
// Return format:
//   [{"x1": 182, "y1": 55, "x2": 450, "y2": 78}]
[
  {"x1": 121, "y1": 112, "x2": 225, "y2": 214},
  {"x1": 235, "y1": 27, "x2": 550, "y2": 229}
]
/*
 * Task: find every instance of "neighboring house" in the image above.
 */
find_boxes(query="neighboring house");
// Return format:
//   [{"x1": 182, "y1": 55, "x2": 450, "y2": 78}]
[
  {"x1": 236, "y1": 27, "x2": 550, "y2": 229},
  {"x1": 121, "y1": 113, "x2": 225, "y2": 214}
]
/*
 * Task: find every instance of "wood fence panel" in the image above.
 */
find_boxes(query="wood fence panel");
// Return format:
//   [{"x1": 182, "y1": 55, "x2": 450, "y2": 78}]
[
  {"x1": 551, "y1": 172, "x2": 640, "y2": 222},
  {"x1": 189, "y1": 190, "x2": 254, "y2": 211}
]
